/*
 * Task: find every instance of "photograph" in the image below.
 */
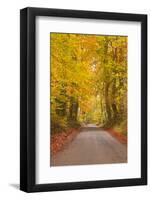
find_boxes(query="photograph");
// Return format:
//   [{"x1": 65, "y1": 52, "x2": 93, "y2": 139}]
[
  {"x1": 20, "y1": 7, "x2": 147, "y2": 192},
  {"x1": 50, "y1": 33, "x2": 128, "y2": 166}
]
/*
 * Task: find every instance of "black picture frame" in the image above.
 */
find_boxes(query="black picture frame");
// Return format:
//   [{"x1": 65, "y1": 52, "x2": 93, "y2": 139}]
[{"x1": 20, "y1": 7, "x2": 147, "y2": 192}]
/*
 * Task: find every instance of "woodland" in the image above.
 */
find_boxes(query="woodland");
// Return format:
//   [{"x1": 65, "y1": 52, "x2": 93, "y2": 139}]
[{"x1": 50, "y1": 33, "x2": 127, "y2": 136}]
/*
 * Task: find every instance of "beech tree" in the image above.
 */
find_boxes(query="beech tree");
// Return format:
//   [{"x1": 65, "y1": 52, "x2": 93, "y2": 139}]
[{"x1": 50, "y1": 33, "x2": 127, "y2": 135}]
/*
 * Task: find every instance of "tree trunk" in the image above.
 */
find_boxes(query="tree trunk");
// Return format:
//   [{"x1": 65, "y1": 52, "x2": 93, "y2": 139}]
[
  {"x1": 111, "y1": 78, "x2": 118, "y2": 122},
  {"x1": 69, "y1": 97, "x2": 79, "y2": 122},
  {"x1": 105, "y1": 82, "x2": 111, "y2": 123}
]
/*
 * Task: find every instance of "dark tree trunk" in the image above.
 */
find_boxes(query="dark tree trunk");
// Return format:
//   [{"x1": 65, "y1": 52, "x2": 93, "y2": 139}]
[
  {"x1": 105, "y1": 83, "x2": 111, "y2": 123},
  {"x1": 69, "y1": 97, "x2": 79, "y2": 122},
  {"x1": 111, "y1": 78, "x2": 118, "y2": 122}
]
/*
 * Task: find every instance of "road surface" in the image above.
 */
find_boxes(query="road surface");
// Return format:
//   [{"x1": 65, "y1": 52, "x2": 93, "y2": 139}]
[{"x1": 51, "y1": 125, "x2": 127, "y2": 166}]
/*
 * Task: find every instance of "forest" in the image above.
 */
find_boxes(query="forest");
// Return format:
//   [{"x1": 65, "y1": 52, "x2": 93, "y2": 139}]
[{"x1": 50, "y1": 33, "x2": 127, "y2": 136}]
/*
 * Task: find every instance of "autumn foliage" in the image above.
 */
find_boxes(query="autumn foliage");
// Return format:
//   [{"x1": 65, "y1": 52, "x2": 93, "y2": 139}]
[{"x1": 50, "y1": 33, "x2": 127, "y2": 136}]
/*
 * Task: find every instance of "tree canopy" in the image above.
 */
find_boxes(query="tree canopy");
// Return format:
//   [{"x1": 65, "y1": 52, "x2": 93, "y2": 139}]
[{"x1": 50, "y1": 33, "x2": 127, "y2": 135}]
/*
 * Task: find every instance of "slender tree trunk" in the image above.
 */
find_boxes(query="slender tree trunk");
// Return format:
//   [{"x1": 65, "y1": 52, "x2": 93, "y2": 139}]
[
  {"x1": 69, "y1": 97, "x2": 78, "y2": 122},
  {"x1": 111, "y1": 78, "x2": 118, "y2": 122},
  {"x1": 105, "y1": 82, "x2": 111, "y2": 123}
]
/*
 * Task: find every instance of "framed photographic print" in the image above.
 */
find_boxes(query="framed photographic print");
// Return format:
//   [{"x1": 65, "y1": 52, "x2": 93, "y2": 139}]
[{"x1": 20, "y1": 7, "x2": 147, "y2": 192}]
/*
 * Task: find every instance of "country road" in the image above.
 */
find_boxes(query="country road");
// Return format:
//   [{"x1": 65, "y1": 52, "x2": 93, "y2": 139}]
[{"x1": 51, "y1": 125, "x2": 127, "y2": 166}]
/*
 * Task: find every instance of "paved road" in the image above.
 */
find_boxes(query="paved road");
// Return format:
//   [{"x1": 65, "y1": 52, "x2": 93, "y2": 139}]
[{"x1": 51, "y1": 125, "x2": 127, "y2": 166}]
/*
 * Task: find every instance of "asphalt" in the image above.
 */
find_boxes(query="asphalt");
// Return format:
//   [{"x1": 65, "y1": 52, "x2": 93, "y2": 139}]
[{"x1": 51, "y1": 125, "x2": 127, "y2": 166}]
